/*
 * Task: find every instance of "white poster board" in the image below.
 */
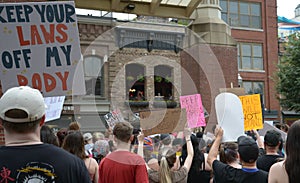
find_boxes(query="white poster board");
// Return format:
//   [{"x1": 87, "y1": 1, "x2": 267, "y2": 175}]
[
  {"x1": 0, "y1": 1, "x2": 85, "y2": 96},
  {"x1": 44, "y1": 96, "x2": 65, "y2": 122},
  {"x1": 215, "y1": 92, "x2": 245, "y2": 142}
]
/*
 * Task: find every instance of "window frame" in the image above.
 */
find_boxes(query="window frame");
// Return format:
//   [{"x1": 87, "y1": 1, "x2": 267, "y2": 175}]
[
  {"x1": 220, "y1": 0, "x2": 262, "y2": 29},
  {"x1": 238, "y1": 42, "x2": 264, "y2": 71},
  {"x1": 83, "y1": 55, "x2": 104, "y2": 96}
]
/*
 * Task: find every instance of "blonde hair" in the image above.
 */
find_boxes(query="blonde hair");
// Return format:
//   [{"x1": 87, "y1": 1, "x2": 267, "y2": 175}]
[{"x1": 158, "y1": 147, "x2": 176, "y2": 183}]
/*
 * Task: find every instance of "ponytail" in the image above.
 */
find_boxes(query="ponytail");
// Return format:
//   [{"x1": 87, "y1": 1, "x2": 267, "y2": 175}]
[
  {"x1": 158, "y1": 147, "x2": 176, "y2": 183},
  {"x1": 159, "y1": 156, "x2": 172, "y2": 183}
]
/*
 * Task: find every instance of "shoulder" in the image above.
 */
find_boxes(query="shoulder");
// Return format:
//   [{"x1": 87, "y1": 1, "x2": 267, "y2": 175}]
[
  {"x1": 104, "y1": 151, "x2": 146, "y2": 166},
  {"x1": 269, "y1": 161, "x2": 285, "y2": 174},
  {"x1": 171, "y1": 166, "x2": 188, "y2": 181}
]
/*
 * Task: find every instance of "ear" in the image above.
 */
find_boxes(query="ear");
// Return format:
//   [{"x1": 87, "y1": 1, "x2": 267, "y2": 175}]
[
  {"x1": 129, "y1": 134, "x2": 134, "y2": 142},
  {"x1": 40, "y1": 115, "x2": 45, "y2": 126}
]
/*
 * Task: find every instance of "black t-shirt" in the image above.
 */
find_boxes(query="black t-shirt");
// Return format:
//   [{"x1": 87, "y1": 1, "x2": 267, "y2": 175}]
[
  {"x1": 257, "y1": 154, "x2": 283, "y2": 172},
  {"x1": 0, "y1": 144, "x2": 91, "y2": 183},
  {"x1": 212, "y1": 160, "x2": 268, "y2": 183}
]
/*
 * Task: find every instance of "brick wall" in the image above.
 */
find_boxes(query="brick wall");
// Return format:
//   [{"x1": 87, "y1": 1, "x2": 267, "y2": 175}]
[{"x1": 181, "y1": 44, "x2": 238, "y2": 131}]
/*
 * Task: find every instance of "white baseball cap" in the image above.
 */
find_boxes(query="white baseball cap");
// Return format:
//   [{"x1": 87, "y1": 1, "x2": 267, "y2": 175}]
[{"x1": 0, "y1": 86, "x2": 46, "y2": 123}]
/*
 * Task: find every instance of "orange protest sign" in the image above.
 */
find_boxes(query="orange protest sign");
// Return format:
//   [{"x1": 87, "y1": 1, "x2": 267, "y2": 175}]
[{"x1": 239, "y1": 94, "x2": 263, "y2": 131}]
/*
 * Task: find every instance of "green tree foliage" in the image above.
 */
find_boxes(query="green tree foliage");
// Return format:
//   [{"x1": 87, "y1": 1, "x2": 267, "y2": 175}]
[{"x1": 276, "y1": 33, "x2": 300, "y2": 111}]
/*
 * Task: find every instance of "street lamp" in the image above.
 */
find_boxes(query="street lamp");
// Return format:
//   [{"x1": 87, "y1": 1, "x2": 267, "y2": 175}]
[{"x1": 238, "y1": 73, "x2": 243, "y2": 87}]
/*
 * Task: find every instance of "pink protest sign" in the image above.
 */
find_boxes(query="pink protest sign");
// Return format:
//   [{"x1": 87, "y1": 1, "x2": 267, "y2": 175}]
[{"x1": 180, "y1": 94, "x2": 206, "y2": 128}]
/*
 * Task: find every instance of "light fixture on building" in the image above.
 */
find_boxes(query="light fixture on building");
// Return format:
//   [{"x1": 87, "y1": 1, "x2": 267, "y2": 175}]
[
  {"x1": 238, "y1": 73, "x2": 243, "y2": 87},
  {"x1": 126, "y1": 4, "x2": 135, "y2": 11}
]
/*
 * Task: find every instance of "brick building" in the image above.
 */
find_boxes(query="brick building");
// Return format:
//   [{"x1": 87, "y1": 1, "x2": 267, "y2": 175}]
[{"x1": 0, "y1": 0, "x2": 279, "y2": 144}]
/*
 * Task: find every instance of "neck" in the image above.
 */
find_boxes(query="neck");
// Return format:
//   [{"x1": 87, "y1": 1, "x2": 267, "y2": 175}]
[
  {"x1": 116, "y1": 141, "x2": 131, "y2": 151},
  {"x1": 241, "y1": 162, "x2": 257, "y2": 169},
  {"x1": 266, "y1": 148, "x2": 279, "y2": 155},
  {"x1": 4, "y1": 130, "x2": 42, "y2": 146}
]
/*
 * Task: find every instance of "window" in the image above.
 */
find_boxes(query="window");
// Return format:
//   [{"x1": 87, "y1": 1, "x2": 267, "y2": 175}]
[
  {"x1": 242, "y1": 81, "x2": 264, "y2": 103},
  {"x1": 238, "y1": 43, "x2": 263, "y2": 70},
  {"x1": 126, "y1": 64, "x2": 146, "y2": 100},
  {"x1": 84, "y1": 56, "x2": 104, "y2": 96},
  {"x1": 220, "y1": 0, "x2": 261, "y2": 29},
  {"x1": 154, "y1": 65, "x2": 173, "y2": 100}
]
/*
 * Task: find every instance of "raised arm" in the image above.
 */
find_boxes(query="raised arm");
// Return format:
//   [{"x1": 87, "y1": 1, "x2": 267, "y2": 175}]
[
  {"x1": 207, "y1": 126, "x2": 223, "y2": 167},
  {"x1": 182, "y1": 128, "x2": 194, "y2": 172}
]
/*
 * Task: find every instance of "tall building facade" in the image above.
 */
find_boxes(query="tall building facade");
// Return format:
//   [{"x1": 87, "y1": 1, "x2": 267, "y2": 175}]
[{"x1": 0, "y1": 0, "x2": 279, "y2": 144}]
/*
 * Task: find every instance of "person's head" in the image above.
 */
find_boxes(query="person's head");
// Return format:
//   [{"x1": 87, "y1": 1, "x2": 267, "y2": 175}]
[
  {"x1": 56, "y1": 128, "x2": 68, "y2": 147},
  {"x1": 158, "y1": 147, "x2": 177, "y2": 183},
  {"x1": 285, "y1": 120, "x2": 300, "y2": 183},
  {"x1": 143, "y1": 137, "x2": 154, "y2": 159},
  {"x1": 93, "y1": 139, "x2": 110, "y2": 162},
  {"x1": 68, "y1": 121, "x2": 81, "y2": 131},
  {"x1": 160, "y1": 134, "x2": 172, "y2": 146},
  {"x1": 172, "y1": 138, "x2": 184, "y2": 152},
  {"x1": 62, "y1": 131, "x2": 86, "y2": 160},
  {"x1": 40, "y1": 125, "x2": 59, "y2": 146},
  {"x1": 220, "y1": 142, "x2": 239, "y2": 165},
  {"x1": 93, "y1": 132, "x2": 105, "y2": 142},
  {"x1": 113, "y1": 121, "x2": 133, "y2": 143},
  {"x1": 0, "y1": 86, "x2": 46, "y2": 135},
  {"x1": 237, "y1": 136, "x2": 259, "y2": 164},
  {"x1": 83, "y1": 132, "x2": 93, "y2": 144},
  {"x1": 264, "y1": 130, "x2": 282, "y2": 151}
]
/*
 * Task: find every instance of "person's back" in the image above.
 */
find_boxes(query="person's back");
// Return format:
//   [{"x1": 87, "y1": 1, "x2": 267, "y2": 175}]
[
  {"x1": 62, "y1": 131, "x2": 99, "y2": 182},
  {"x1": 256, "y1": 130, "x2": 283, "y2": 172},
  {"x1": 269, "y1": 120, "x2": 300, "y2": 183},
  {"x1": 99, "y1": 150, "x2": 147, "y2": 183},
  {"x1": 0, "y1": 144, "x2": 90, "y2": 182},
  {"x1": 98, "y1": 122, "x2": 148, "y2": 183},
  {"x1": 208, "y1": 127, "x2": 268, "y2": 183},
  {"x1": 0, "y1": 86, "x2": 91, "y2": 183}
]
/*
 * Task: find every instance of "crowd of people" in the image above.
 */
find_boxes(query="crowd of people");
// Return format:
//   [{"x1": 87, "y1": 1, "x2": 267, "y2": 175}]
[{"x1": 0, "y1": 86, "x2": 299, "y2": 183}]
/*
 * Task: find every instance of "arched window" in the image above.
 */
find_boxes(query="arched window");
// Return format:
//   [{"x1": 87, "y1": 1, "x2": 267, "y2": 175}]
[
  {"x1": 125, "y1": 64, "x2": 146, "y2": 100},
  {"x1": 84, "y1": 56, "x2": 104, "y2": 96},
  {"x1": 154, "y1": 65, "x2": 173, "y2": 100}
]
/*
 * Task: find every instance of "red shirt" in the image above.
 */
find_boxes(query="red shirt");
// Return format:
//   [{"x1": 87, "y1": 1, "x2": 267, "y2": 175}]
[{"x1": 99, "y1": 150, "x2": 149, "y2": 183}]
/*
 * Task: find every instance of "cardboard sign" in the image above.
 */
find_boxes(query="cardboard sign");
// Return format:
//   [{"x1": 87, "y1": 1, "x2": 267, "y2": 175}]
[
  {"x1": 258, "y1": 122, "x2": 287, "y2": 141},
  {"x1": 44, "y1": 96, "x2": 65, "y2": 122},
  {"x1": 219, "y1": 88, "x2": 245, "y2": 96},
  {"x1": 104, "y1": 109, "x2": 124, "y2": 129},
  {"x1": 239, "y1": 94, "x2": 263, "y2": 131},
  {"x1": 215, "y1": 93, "x2": 245, "y2": 142},
  {"x1": 180, "y1": 94, "x2": 205, "y2": 128},
  {"x1": 140, "y1": 108, "x2": 187, "y2": 136},
  {"x1": 0, "y1": 2, "x2": 85, "y2": 96}
]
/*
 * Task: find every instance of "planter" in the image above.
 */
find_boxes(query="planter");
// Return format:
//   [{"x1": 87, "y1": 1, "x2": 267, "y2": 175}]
[
  {"x1": 125, "y1": 101, "x2": 149, "y2": 107},
  {"x1": 153, "y1": 101, "x2": 177, "y2": 108}
]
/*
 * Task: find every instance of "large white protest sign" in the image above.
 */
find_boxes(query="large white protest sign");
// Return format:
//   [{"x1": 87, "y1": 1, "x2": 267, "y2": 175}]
[
  {"x1": 44, "y1": 96, "x2": 65, "y2": 122},
  {"x1": 215, "y1": 92, "x2": 245, "y2": 142},
  {"x1": 0, "y1": 1, "x2": 85, "y2": 96}
]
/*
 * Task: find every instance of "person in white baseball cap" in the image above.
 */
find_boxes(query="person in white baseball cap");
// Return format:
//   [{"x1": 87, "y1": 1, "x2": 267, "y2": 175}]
[{"x1": 0, "y1": 86, "x2": 91, "y2": 183}]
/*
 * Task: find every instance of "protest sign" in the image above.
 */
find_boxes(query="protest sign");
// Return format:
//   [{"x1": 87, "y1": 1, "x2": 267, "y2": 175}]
[
  {"x1": 239, "y1": 94, "x2": 263, "y2": 131},
  {"x1": 180, "y1": 94, "x2": 205, "y2": 128},
  {"x1": 104, "y1": 109, "x2": 124, "y2": 129},
  {"x1": 140, "y1": 108, "x2": 187, "y2": 136},
  {"x1": 0, "y1": 1, "x2": 85, "y2": 96},
  {"x1": 44, "y1": 96, "x2": 65, "y2": 122},
  {"x1": 219, "y1": 88, "x2": 245, "y2": 96},
  {"x1": 258, "y1": 122, "x2": 287, "y2": 141},
  {"x1": 215, "y1": 92, "x2": 245, "y2": 142}
]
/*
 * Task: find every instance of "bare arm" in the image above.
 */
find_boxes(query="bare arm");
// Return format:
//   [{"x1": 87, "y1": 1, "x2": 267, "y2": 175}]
[
  {"x1": 183, "y1": 128, "x2": 194, "y2": 172},
  {"x1": 253, "y1": 129, "x2": 264, "y2": 149},
  {"x1": 137, "y1": 130, "x2": 151, "y2": 170},
  {"x1": 207, "y1": 126, "x2": 223, "y2": 167}
]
